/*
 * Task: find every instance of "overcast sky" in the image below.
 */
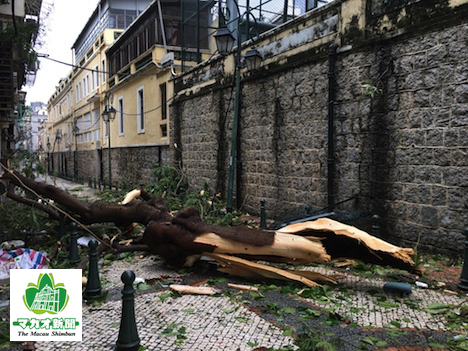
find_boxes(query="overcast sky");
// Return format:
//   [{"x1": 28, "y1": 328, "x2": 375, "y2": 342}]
[{"x1": 25, "y1": 0, "x2": 100, "y2": 105}]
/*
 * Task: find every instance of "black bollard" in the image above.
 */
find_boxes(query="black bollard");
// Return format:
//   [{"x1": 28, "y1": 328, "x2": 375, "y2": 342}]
[
  {"x1": 116, "y1": 271, "x2": 140, "y2": 351},
  {"x1": 84, "y1": 239, "x2": 102, "y2": 301},
  {"x1": 69, "y1": 222, "x2": 80, "y2": 265},
  {"x1": 88, "y1": 178, "x2": 92, "y2": 188},
  {"x1": 458, "y1": 228, "x2": 468, "y2": 291},
  {"x1": 372, "y1": 214, "x2": 380, "y2": 237},
  {"x1": 93, "y1": 179, "x2": 97, "y2": 189},
  {"x1": 260, "y1": 200, "x2": 267, "y2": 230}
]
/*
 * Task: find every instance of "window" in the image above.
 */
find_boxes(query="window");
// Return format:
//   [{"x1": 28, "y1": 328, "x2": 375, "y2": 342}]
[
  {"x1": 118, "y1": 97, "x2": 124, "y2": 136},
  {"x1": 101, "y1": 59, "x2": 106, "y2": 83},
  {"x1": 84, "y1": 75, "x2": 89, "y2": 96},
  {"x1": 78, "y1": 82, "x2": 82, "y2": 101},
  {"x1": 75, "y1": 84, "x2": 79, "y2": 102},
  {"x1": 161, "y1": 124, "x2": 167, "y2": 138},
  {"x1": 137, "y1": 87, "x2": 144, "y2": 133},
  {"x1": 160, "y1": 83, "x2": 167, "y2": 120},
  {"x1": 92, "y1": 66, "x2": 98, "y2": 91}
]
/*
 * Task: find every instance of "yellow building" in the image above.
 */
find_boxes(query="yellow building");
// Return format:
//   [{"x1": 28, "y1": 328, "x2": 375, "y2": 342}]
[
  {"x1": 47, "y1": 0, "x2": 152, "y2": 181},
  {"x1": 47, "y1": 0, "x2": 215, "y2": 185}
]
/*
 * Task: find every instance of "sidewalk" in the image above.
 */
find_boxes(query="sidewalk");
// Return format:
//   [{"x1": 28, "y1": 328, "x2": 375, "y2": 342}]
[
  {"x1": 29, "y1": 177, "x2": 468, "y2": 350},
  {"x1": 34, "y1": 175, "x2": 99, "y2": 202},
  {"x1": 32, "y1": 254, "x2": 467, "y2": 351}
]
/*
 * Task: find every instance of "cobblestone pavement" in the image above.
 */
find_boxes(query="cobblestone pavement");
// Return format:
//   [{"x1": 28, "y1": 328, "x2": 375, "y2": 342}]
[
  {"x1": 34, "y1": 176, "x2": 99, "y2": 202},
  {"x1": 31, "y1": 255, "x2": 467, "y2": 351},
  {"x1": 27, "y1": 177, "x2": 467, "y2": 350}
]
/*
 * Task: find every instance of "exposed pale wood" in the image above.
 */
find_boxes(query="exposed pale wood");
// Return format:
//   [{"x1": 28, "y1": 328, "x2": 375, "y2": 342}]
[
  {"x1": 194, "y1": 232, "x2": 330, "y2": 264},
  {"x1": 119, "y1": 189, "x2": 141, "y2": 205},
  {"x1": 278, "y1": 218, "x2": 416, "y2": 268},
  {"x1": 169, "y1": 284, "x2": 219, "y2": 295},
  {"x1": 206, "y1": 253, "x2": 322, "y2": 287},
  {"x1": 227, "y1": 283, "x2": 260, "y2": 292}
]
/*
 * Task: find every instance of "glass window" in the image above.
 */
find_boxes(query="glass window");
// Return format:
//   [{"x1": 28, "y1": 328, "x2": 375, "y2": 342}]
[
  {"x1": 118, "y1": 97, "x2": 124, "y2": 136},
  {"x1": 160, "y1": 83, "x2": 167, "y2": 120},
  {"x1": 101, "y1": 59, "x2": 106, "y2": 83},
  {"x1": 137, "y1": 87, "x2": 144, "y2": 133},
  {"x1": 109, "y1": 15, "x2": 116, "y2": 28}
]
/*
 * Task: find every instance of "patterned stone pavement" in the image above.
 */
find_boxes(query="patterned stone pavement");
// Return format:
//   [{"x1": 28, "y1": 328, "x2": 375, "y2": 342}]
[
  {"x1": 28, "y1": 177, "x2": 467, "y2": 350},
  {"x1": 300, "y1": 266, "x2": 467, "y2": 331},
  {"x1": 35, "y1": 256, "x2": 296, "y2": 351},
  {"x1": 32, "y1": 255, "x2": 467, "y2": 351}
]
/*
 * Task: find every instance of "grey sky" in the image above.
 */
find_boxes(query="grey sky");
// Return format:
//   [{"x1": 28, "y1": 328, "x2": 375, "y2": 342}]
[{"x1": 25, "y1": 0, "x2": 100, "y2": 105}]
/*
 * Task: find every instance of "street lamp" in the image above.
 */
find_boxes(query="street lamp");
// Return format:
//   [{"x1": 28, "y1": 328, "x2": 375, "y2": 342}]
[
  {"x1": 102, "y1": 104, "x2": 116, "y2": 188},
  {"x1": 214, "y1": 3, "x2": 263, "y2": 212}
]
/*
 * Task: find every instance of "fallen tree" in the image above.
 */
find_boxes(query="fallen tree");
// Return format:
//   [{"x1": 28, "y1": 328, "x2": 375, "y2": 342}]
[{"x1": 0, "y1": 167, "x2": 421, "y2": 286}]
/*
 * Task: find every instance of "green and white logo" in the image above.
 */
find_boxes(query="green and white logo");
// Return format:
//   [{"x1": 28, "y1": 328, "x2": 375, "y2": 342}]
[
  {"x1": 23, "y1": 273, "x2": 69, "y2": 314},
  {"x1": 10, "y1": 269, "x2": 82, "y2": 342}
]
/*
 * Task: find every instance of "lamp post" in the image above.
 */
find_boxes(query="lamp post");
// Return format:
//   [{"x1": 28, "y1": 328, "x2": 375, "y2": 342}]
[
  {"x1": 214, "y1": 3, "x2": 263, "y2": 212},
  {"x1": 102, "y1": 104, "x2": 116, "y2": 188},
  {"x1": 55, "y1": 130, "x2": 62, "y2": 176},
  {"x1": 46, "y1": 138, "x2": 51, "y2": 174}
]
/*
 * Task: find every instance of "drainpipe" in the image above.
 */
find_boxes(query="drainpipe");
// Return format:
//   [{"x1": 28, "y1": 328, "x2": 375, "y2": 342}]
[{"x1": 327, "y1": 44, "x2": 338, "y2": 211}]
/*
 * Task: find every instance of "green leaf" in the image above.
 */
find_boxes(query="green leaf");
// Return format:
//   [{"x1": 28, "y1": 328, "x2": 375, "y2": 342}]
[
  {"x1": 377, "y1": 301, "x2": 399, "y2": 308},
  {"x1": 361, "y1": 337, "x2": 375, "y2": 345},
  {"x1": 282, "y1": 328, "x2": 294, "y2": 337},
  {"x1": 159, "y1": 292, "x2": 172, "y2": 302},
  {"x1": 428, "y1": 342, "x2": 446, "y2": 348},
  {"x1": 425, "y1": 303, "x2": 453, "y2": 314},
  {"x1": 376, "y1": 340, "x2": 388, "y2": 347},
  {"x1": 390, "y1": 320, "x2": 401, "y2": 328}
]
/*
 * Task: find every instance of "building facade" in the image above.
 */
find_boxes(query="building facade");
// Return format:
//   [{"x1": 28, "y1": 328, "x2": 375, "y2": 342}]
[
  {"x1": 169, "y1": 0, "x2": 468, "y2": 255},
  {"x1": 0, "y1": 0, "x2": 42, "y2": 164},
  {"x1": 46, "y1": 0, "x2": 215, "y2": 184},
  {"x1": 46, "y1": 0, "x2": 152, "y2": 179}
]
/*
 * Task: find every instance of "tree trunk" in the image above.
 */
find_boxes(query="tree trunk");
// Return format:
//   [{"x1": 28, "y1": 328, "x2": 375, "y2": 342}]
[{"x1": 1, "y1": 169, "x2": 421, "y2": 286}]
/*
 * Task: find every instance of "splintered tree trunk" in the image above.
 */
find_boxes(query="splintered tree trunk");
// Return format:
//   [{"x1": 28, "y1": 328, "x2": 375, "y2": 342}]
[{"x1": 1, "y1": 167, "x2": 420, "y2": 287}]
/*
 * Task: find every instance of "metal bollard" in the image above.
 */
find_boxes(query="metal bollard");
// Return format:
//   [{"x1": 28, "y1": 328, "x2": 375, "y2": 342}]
[
  {"x1": 260, "y1": 200, "x2": 267, "y2": 230},
  {"x1": 68, "y1": 222, "x2": 80, "y2": 265},
  {"x1": 116, "y1": 271, "x2": 140, "y2": 351},
  {"x1": 84, "y1": 239, "x2": 102, "y2": 301},
  {"x1": 458, "y1": 228, "x2": 468, "y2": 291},
  {"x1": 372, "y1": 214, "x2": 380, "y2": 237}
]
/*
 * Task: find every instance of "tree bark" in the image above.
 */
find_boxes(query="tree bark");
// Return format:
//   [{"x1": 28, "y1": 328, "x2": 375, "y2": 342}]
[{"x1": 1, "y1": 170, "x2": 421, "y2": 286}]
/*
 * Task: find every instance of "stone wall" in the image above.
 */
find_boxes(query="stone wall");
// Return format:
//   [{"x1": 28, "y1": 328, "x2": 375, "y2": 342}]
[
  {"x1": 107, "y1": 145, "x2": 171, "y2": 185},
  {"x1": 170, "y1": 1, "x2": 468, "y2": 255},
  {"x1": 50, "y1": 145, "x2": 170, "y2": 186}
]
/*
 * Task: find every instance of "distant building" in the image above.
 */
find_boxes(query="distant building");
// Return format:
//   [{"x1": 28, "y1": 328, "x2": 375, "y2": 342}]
[
  {"x1": 0, "y1": 0, "x2": 42, "y2": 163},
  {"x1": 30, "y1": 102, "x2": 47, "y2": 151}
]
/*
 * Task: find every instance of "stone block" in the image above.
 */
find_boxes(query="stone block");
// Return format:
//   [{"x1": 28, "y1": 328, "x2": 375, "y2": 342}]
[
  {"x1": 443, "y1": 129, "x2": 459, "y2": 147},
  {"x1": 421, "y1": 206, "x2": 439, "y2": 228},
  {"x1": 447, "y1": 187, "x2": 467, "y2": 210},
  {"x1": 440, "y1": 209, "x2": 460, "y2": 229},
  {"x1": 426, "y1": 45, "x2": 447, "y2": 66},
  {"x1": 432, "y1": 148, "x2": 451, "y2": 167},
  {"x1": 425, "y1": 129, "x2": 443, "y2": 146},
  {"x1": 455, "y1": 84, "x2": 468, "y2": 104},
  {"x1": 414, "y1": 89, "x2": 431, "y2": 108},
  {"x1": 455, "y1": 64, "x2": 468, "y2": 83}
]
